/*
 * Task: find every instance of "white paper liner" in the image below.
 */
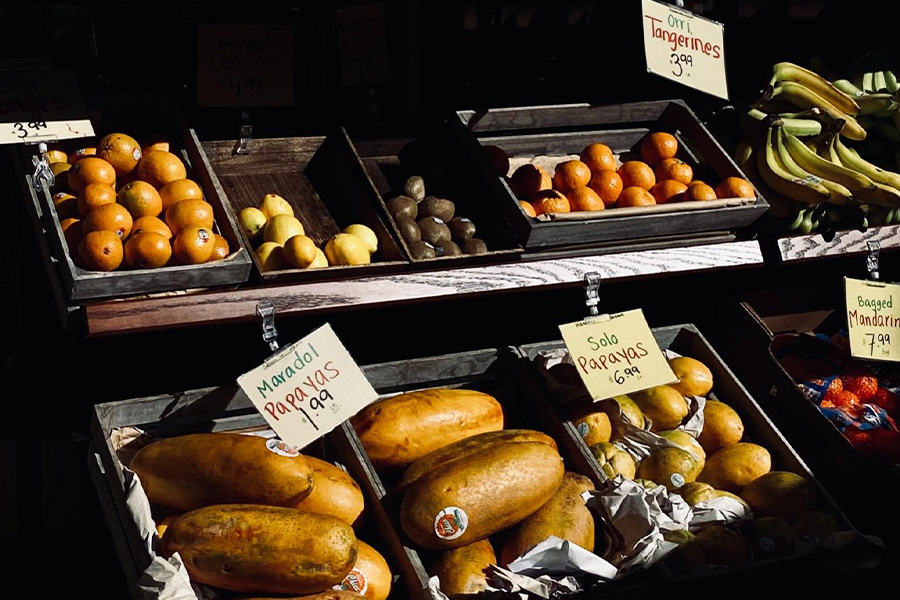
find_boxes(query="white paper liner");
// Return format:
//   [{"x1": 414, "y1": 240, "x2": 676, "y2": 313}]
[
  {"x1": 506, "y1": 535, "x2": 617, "y2": 580},
  {"x1": 487, "y1": 564, "x2": 582, "y2": 599}
]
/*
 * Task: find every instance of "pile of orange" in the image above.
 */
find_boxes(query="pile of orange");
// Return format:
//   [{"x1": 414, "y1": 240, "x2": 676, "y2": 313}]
[
  {"x1": 504, "y1": 132, "x2": 755, "y2": 217},
  {"x1": 46, "y1": 133, "x2": 230, "y2": 272}
]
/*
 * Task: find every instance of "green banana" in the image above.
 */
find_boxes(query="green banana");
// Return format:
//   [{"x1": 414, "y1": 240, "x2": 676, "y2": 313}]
[
  {"x1": 833, "y1": 79, "x2": 865, "y2": 97},
  {"x1": 873, "y1": 101, "x2": 900, "y2": 118},
  {"x1": 886, "y1": 71, "x2": 900, "y2": 94},
  {"x1": 770, "y1": 62, "x2": 860, "y2": 116},
  {"x1": 873, "y1": 119, "x2": 900, "y2": 143},
  {"x1": 833, "y1": 135, "x2": 900, "y2": 193},
  {"x1": 863, "y1": 71, "x2": 875, "y2": 93},
  {"x1": 874, "y1": 71, "x2": 888, "y2": 93},
  {"x1": 766, "y1": 81, "x2": 867, "y2": 140},
  {"x1": 756, "y1": 126, "x2": 831, "y2": 205},
  {"x1": 745, "y1": 108, "x2": 823, "y2": 136},
  {"x1": 858, "y1": 116, "x2": 875, "y2": 130},
  {"x1": 857, "y1": 93, "x2": 895, "y2": 116},
  {"x1": 868, "y1": 205, "x2": 891, "y2": 226}
]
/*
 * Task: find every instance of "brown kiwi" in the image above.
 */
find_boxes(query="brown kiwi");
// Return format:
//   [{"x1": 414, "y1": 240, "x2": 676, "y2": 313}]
[
  {"x1": 463, "y1": 238, "x2": 488, "y2": 255},
  {"x1": 396, "y1": 217, "x2": 421, "y2": 244},
  {"x1": 404, "y1": 176, "x2": 425, "y2": 202},
  {"x1": 418, "y1": 217, "x2": 452, "y2": 246},
  {"x1": 409, "y1": 240, "x2": 435, "y2": 259},
  {"x1": 438, "y1": 240, "x2": 462, "y2": 257},
  {"x1": 419, "y1": 196, "x2": 455, "y2": 222},
  {"x1": 388, "y1": 195, "x2": 418, "y2": 220},
  {"x1": 448, "y1": 217, "x2": 476, "y2": 242}
]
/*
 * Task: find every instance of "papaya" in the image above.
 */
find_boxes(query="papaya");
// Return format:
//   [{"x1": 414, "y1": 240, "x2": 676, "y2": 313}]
[
  {"x1": 130, "y1": 433, "x2": 314, "y2": 511},
  {"x1": 400, "y1": 442, "x2": 564, "y2": 549},
  {"x1": 351, "y1": 388, "x2": 503, "y2": 471},
  {"x1": 499, "y1": 472, "x2": 595, "y2": 567},
  {"x1": 397, "y1": 429, "x2": 557, "y2": 492},
  {"x1": 430, "y1": 539, "x2": 496, "y2": 598},
  {"x1": 292, "y1": 456, "x2": 365, "y2": 526},
  {"x1": 160, "y1": 504, "x2": 357, "y2": 594},
  {"x1": 333, "y1": 541, "x2": 391, "y2": 600}
]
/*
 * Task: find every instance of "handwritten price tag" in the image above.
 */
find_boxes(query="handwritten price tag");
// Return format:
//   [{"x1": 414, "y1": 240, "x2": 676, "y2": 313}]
[
  {"x1": 641, "y1": 0, "x2": 728, "y2": 100},
  {"x1": 0, "y1": 69, "x2": 94, "y2": 145},
  {"x1": 845, "y1": 277, "x2": 900, "y2": 362},
  {"x1": 337, "y1": 4, "x2": 392, "y2": 87},
  {"x1": 237, "y1": 323, "x2": 378, "y2": 448},
  {"x1": 559, "y1": 309, "x2": 677, "y2": 400}
]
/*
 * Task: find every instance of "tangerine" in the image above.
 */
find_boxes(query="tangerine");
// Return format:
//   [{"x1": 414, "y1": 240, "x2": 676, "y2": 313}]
[
  {"x1": 78, "y1": 230, "x2": 123, "y2": 271},
  {"x1": 138, "y1": 151, "x2": 187, "y2": 189},
  {"x1": 651, "y1": 180, "x2": 688, "y2": 204},
  {"x1": 60, "y1": 218, "x2": 83, "y2": 254},
  {"x1": 519, "y1": 200, "x2": 537, "y2": 217},
  {"x1": 640, "y1": 132, "x2": 679, "y2": 166},
  {"x1": 209, "y1": 234, "x2": 230, "y2": 262},
  {"x1": 53, "y1": 192, "x2": 79, "y2": 220},
  {"x1": 617, "y1": 187, "x2": 656, "y2": 207},
  {"x1": 125, "y1": 231, "x2": 172, "y2": 269},
  {"x1": 132, "y1": 216, "x2": 172, "y2": 239},
  {"x1": 68, "y1": 147, "x2": 97, "y2": 164},
  {"x1": 567, "y1": 187, "x2": 605, "y2": 211},
  {"x1": 531, "y1": 190, "x2": 570, "y2": 215},
  {"x1": 117, "y1": 181, "x2": 162, "y2": 218},
  {"x1": 654, "y1": 158, "x2": 693, "y2": 185},
  {"x1": 684, "y1": 182, "x2": 718, "y2": 202},
  {"x1": 580, "y1": 143, "x2": 617, "y2": 173},
  {"x1": 617, "y1": 161, "x2": 656, "y2": 190},
  {"x1": 552, "y1": 160, "x2": 592, "y2": 192},
  {"x1": 715, "y1": 177, "x2": 756, "y2": 199},
  {"x1": 98, "y1": 133, "x2": 142, "y2": 176},
  {"x1": 142, "y1": 140, "x2": 170, "y2": 154},
  {"x1": 77, "y1": 183, "x2": 117, "y2": 216},
  {"x1": 482, "y1": 144, "x2": 510, "y2": 175},
  {"x1": 173, "y1": 225, "x2": 215, "y2": 264},
  {"x1": 165, "y1": 199, "x2": 214, "y2": 236},
  {"x1": 49, "y1": 162, "x2": 71, "y2": 193},
  {"x1": 159, "y1": 179, "x2": 203, "y2": 211},
  {"x1": 46, "y1": 149, "x2": 68, "y2": 164},
  {"x1": 589, "y1": 170, "x2": 624, "y2": 206},
  {"x1": 68, "y1": 157, "x2": 116, "y2": 193},
  {"x1": 510, "y1": 164, "x2": 552, "y2": 197},
  {"x1": 83, "y1": 203, "x2": 133, "y2": 239}
]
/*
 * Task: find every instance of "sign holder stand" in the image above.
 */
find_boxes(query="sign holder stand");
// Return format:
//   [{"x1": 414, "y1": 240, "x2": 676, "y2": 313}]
[
  {"x1": 234, "y1": 110, "x2": 253, "y2": 156},
  {"x1": 31, "y1": 142, "x2": 54, "y2": 192},
  {"x1": 256, "y1": 301, "x2": 280, "y2": 353},
  {"x1": 866, "y1": 241, "x2": 881, "y2": 282},
  {"x1": 584, "y1": 272, "x2": 601, "y2": 317}
]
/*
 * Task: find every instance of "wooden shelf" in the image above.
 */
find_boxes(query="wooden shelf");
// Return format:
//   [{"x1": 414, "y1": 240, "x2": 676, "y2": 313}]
[
  {"x1": 775, "y1": 225, "x2": 900, "y2": 263},
  {"x1": 83, "y1": 239, "x2": 763, "y2": 336}
]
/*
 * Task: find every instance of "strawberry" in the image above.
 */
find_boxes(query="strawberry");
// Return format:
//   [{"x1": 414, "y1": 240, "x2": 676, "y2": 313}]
[
  {"x1": 821, "y1": 390, "x2": 859, "y2": 408},
  {"x1": 871, "y1": 388, "x2": 900, "y2": 419},
  {"x1": 839, "y1": 375, "x2": 878, "y2": 402}
]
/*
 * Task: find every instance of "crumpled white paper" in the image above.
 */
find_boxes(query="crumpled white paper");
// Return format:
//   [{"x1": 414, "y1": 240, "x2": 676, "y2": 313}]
[
  {"x1": 486, "y1": 564, "x2": 582, "y2": 599},
  {"x1": 507, "y1": 536, "x2": 617, "y2": 580},
  {"x1": 424, "y1": 576, "x2": 451, "y2": 600}
]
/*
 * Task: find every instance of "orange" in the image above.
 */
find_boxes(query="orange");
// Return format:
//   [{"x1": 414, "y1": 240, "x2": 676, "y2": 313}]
[
  {"x1": 68, "y1": 157, "x2": 116, "y2": 193},
  {"x1": 684, "y1": 182, "x2": 718, "y2": 202},
  {"x1": 159, "y1": 179, "x2": 203, "y2": 211},
  {"x1": 165, "y1": 199, "x2": 214, "y2": 236},
  {"x1": 60, "y1": 218, "x2": 83, "y2": 254},
  {"x1": 650, "y1": 180, "x2": 688, "y2": 204},
  {"x1": 98, "y1": 133, "x2": 143, "y2": 176},
  {"x1": 617, "y1": 187, "x2": 656, "y2": 207},
  {"x1": 654, "y1": 158, "x2": 693, "y2": 185},
  {"x1": 117, "y1": 181, "x2": 162, "y2": 218},
  {"x1": 519, "y1": 200, "x2": 537, "y2": 217},
  {"x1": 687, "y1": 180, "x2": 707, "y2": 187},
  {"x1": 142, "y1": 140, "x2": 170, "y2": 154},
  {"x1": 125, "y1": 232, "x2": 172, "y2": 269},
  {"x1": 78, "y1": 230, "x2": 123, "y2": 271},
  {"x1": 589, "y1": 170, "x2": 624, "y2": 206},
  {"x1": 83, "y1": 203, "x2": 133, "y2": 239},
  {"x1": 552, "y1": 160, "x2": 592, "y2": 192},
  {"x1": 77, "y1": 183, "x2": 117, "y2": 216},
  {"x1": 482, "y1": 144, "x2": 510, "y2": 175},
  {"x1": 138, "y1": 151, "x2": 187, "y2": 189},
  {"x1": 209, "y1": 234, "x2": 230, "y2": 262},
  {"x1": 640, "y1": 132, "x2": 679, "y2": 166},
  {"x1": 132, "y1": 216, "x2": 172, "y2": 239},
  {"x1": 173, "y1": 225, "x2": 215, "y2": 264},
  {"x1": 617, "y1": 161, "x2": 656, "y2": 190},
  {"x1": 715, "y1": 177, "x2": 756, "y2": 199},
  {"x1": 510, "y1": 164, "x2": 551, "y2": 197},
  {"x1": 52, "y1": 192, "x2": 79, "y2": 220},
  {"x1": 49, "y1": 162, "x2": 71, "y2": 193},
  {"x1": 46, "y1": 149, "x2": 68, "y2": 164},
  {"x1": 531, "y1": 190, "x2": 571, "y2": 215},
  {"x1": 68, "y1": 147, "x2": 97, "y2": 164},
  {"x1": 580, "y1": 143, "x2": 617, "y2": 173},
  {"x1": 567, "y1": 187, "x2": 605, "y2": 211}
]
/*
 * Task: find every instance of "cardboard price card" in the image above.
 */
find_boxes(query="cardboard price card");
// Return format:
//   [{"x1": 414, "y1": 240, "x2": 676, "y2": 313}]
[
  {"x1": 338, "y1": 3, "x2": 392, "y2": 87},
  {"x1": 845, "y1": 277, "x2": 900, "y2": 362},
  {"x1": 0, "y1": 69, "x2": 94, "y2": 144},
  {"x1": 237, "y1": 323, "x2": 378, "y2": 448},
  {"x1": 641, "y1": 0, "x2": 728, "y2": 100},
  {"x1": 559, "y1": 309, "x2": 677, "y2": 400}
]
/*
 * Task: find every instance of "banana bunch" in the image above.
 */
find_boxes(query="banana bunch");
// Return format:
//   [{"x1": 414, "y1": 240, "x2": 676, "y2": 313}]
[{"x1": 833, "y1": 70, "x2": 900, "y2": 170}]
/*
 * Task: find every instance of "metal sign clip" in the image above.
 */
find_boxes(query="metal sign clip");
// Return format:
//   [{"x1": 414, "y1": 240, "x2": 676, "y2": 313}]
[
  {"x1": 867, "y1": 241, "x2": 881, "y2": 281},
  {"x1": 584, "y1": 272, "x2": 601, "y2": 316},
  {"x1": 235, "y1": 109, "x2": 253, "y2": 155},
  {"x1": 257, "y1": 301, "x2": 279, "y2": 352},
  {"x1": 31, "y1": 142, "x2": 55, "y2": 192}
]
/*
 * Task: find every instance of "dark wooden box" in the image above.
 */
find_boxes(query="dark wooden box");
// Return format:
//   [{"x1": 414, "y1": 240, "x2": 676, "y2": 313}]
[
  {"x1": 201, "y1": 129, "x2": 409, "y2": 283},
  {"x1": 517, "y1": 324, "x2": 872, "y2": 598},
  {"x1": 448, "y1": 101, "x2": 769, "y2": 248},
  {"x1": 21, "y1": 93, "x2": 252, "y2": 301}
]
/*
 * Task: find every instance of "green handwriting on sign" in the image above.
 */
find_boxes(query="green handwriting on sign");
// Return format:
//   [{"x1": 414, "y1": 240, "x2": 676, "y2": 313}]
[
  {"x1": 845, "y1": 277, "x2": 900, "y2": 362},
  {"x1": 559, "y1": 309, "x2": 677, "y2": 400}
]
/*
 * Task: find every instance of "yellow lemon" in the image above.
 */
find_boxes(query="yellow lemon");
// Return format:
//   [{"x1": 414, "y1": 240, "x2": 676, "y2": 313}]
[
  {"x1": 324, "y1": 233, "x2": 371, "y2": 266},
  {"x1": 256, "y1": 241, "x2": 287, "y2": 271},
  {"x1": 258, "y1": 193, "x2": 294, "y2": 219},
  {"x1": 309, "y1": 247, "x2": 328, "y2": 269},
  {"x1": 239, "y1": 207, "x2": 267, "y2": 240},
  {"x1": 342, "y1": 223, "x2": 378, "y2": 254},
  {"x1": 263, "y1": 214, "x2": 305, "y2": 245},
  {"x1": 283, "y1": 234, "x2": 318, "y2": 268}
]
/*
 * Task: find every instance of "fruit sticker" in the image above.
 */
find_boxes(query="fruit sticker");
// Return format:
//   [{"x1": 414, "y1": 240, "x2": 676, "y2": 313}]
[
  {"x1": 334, "y1": 568, "x2": 368, "y2": 595},
  {"x1": 434, "y1": 506, "x2": 468, "y2": 540},
  {"x1": 577, "y1": 422, "x2": 590, "y2": 438},
  {"x1": 265, "y1": 438, "x2": 301, "y2": 457},
  {"x1": 670, "y1": 473, "x2": 685, "y2": 488}
]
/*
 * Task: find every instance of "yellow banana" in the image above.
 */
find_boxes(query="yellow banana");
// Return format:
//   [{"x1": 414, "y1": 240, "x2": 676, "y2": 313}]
[
  {"x1": 815, "y1": 135, "x2": 900, "y2": 207},
  {"x1": 768, "y1": 81, "x2": 867, "y2": 140},
  {"x1": 755, "y1": 126, "x2": 830, "y2": 205},
  {"x1": 774, "y1": 128, "x2": 852, "y2": 205},
  {"x1": 734, "y1": 139, "x2": 797, "y2": 217},
  {"x1": 833, "y1": 135, "x2": 900, "y2": 192},
  {"x1": 771, "y1": 62, "x2": 860, "y2": 115},
  {"x1": 783, "y1": 131, "x2": 876, "y2": 191}
]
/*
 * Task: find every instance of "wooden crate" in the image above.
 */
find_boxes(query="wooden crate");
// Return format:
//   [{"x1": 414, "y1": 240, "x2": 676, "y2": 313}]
[
  {"x1": 448, "y1": 101, "x2": 769, "y2": 248},
  {"x1": 201, "y1": 130, "x2": 409, "y2": 283},
  {"x1": 517, "y1": 324, "x2": 871, "y2": 597},
  {"x1": 89, "y1": 386, "x2": 420, "y2": 600},
  {"x1": 22, "y1": 93, "x2": 251, "y2": 301},
  {"x1": 356, "y1": 134, "x2": 523, "y2": 267}
]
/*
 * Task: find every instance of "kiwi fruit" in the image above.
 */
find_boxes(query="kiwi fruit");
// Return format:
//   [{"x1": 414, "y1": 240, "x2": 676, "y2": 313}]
[
  {"x1": 419, "y1": 196, "x2": 455, "y2": 222},
  {"x1": 409, "y1": 240, "x2": 435, "y2": 260},
  {"x1": 448, "y1": 217, "x2": 476, "y2": 242},
  {"x1": 418, "y1": 217, "x2": 452, "y2": 246},
  {"x1": 438, "y1": 240, "x2": 462, "y2": 257},
  {"x1": 463, "y1": 238, "x2": 488, "y2": 255},
  {"x1": 387, "y1": 195, "x2": 418, "y2": 220},
  {"x1": 396, "y1": 217, "x2": 421, "y2": 244},
  {"x1": 404, "y1": 176, "x2": 425, "y2": 202}
]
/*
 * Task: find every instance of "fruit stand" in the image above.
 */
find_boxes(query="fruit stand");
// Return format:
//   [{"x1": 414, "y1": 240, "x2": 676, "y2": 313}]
[{"x1": 4, "y1": 4, "x2": 900, "y2": 600}]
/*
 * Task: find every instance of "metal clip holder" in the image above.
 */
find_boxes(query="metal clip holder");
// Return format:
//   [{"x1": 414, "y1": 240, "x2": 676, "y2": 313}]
[
  {"x1": 257, "y1": 301, "x2": 280, "y2": 352},
  {"x1": 31, "y1": 142, "x2": 55, "y2": 193},
  {"x1": 867, "y1": 241, "x2": 881, "y2": 281},
  {"x1": 235, "y1": 110, "x2": 253, "y2": 155},
  {"x1": 584, "y1": 272, "x2": 601, "y2": 316}
]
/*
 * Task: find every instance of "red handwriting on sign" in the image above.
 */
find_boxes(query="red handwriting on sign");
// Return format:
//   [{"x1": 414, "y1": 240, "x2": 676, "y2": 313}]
[
  {"x1": 576, "y1": 342, "x2": 650, "y2": 374},
  {"x1": 263, "y1": 361, "x2": 341, "y2": 423},
  {"x1": 644, "y1": 15, "x2": 721, "y2": 58}
]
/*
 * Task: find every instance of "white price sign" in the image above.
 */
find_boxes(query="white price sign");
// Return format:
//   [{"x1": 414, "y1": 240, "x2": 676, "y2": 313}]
[
  {"x1": 845, "y1": 277, "x2": 900, "y2": 362},
  {"x1": 641, "y1": 0, "x2": 729, "y2": 100},
  {"x1": 0, "y1": 69, "x2": 94, "y2": 144},
  {"x1": 238, "y1": 323, "x2": 379, "y2": 448}
]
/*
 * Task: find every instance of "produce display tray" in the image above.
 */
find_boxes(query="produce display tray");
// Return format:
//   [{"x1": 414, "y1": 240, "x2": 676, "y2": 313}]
[
  {"x1": 517, "y1": 324, "x2": 870, "y2": 598},
  {"x1": 21, "y1": 93, "x2": 251, "y2": 301},
  {"x1": 89, "y1": 385, "x2": 418, "y2": 600},
  {"x1": 448, "y1": 101, "x2": 769, "y2": 248},
  {"x1": 201, "y1": 130, "x2": 410, "y2": 283}
]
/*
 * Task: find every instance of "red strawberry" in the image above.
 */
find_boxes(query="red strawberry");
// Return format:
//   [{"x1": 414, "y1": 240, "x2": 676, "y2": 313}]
[
  {"x1": 821, "y1": 390, "x2": 859, "y2": 408},
  {"x1": 871, "y1": 388, "x2": 900, "y2": 418},
  {"x1": 839, "y1": 375, "x2": 878, "y2": 402}
]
